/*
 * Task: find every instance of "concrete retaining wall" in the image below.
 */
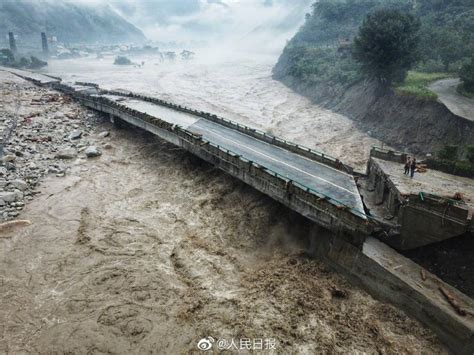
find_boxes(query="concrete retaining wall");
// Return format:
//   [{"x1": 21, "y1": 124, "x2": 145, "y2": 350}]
[
  {"x1": 311, "y1": 231, "x2": 474, "y2": 355},
  {"x1": 369, "y1": 147, "x2": 407, "y2": 165},
  {"x1": 367, "y1": 157, "x2": 470, "y2": 249}
]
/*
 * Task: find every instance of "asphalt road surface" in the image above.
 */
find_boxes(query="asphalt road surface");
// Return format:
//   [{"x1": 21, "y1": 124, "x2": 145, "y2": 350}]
[
  {"x1": 429, "y1": 78, "x2": 474, "y2": 122},
  {"x1": 117, "y1": 97, "x2": 365, "y2": 215}
]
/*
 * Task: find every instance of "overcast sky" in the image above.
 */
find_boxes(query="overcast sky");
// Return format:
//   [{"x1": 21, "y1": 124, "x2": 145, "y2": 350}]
[{"x1": 69, "y1": 0, "x2": 312, "y2": 50}]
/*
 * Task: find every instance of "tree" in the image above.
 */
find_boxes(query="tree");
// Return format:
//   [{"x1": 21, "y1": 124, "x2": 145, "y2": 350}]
[
  {"x1": 353, "y1": 9, "x2": 421, "y2": 85},
  {"x1": 436, "y1": 29, "x2": 464, "y2": 71},
  {"x1": 459, "y1": 57, "x2": 474, "y2": 93}
]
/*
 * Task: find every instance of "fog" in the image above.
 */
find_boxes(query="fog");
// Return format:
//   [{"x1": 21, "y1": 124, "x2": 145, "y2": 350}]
[{"x1": 80, "y1": 0, "x2": 312, "y2": 54}]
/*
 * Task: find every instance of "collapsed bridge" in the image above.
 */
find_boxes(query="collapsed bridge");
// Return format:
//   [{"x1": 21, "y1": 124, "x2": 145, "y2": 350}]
[
  {"x1": 59, "y1": 83, "x2": 372, "y2": 241},
  {"x1": 3, "y1": 68, "x2": 373, "y2": 242},
  {"x1": 3, "y1": 68, "x2": 474, "y2": 354}
]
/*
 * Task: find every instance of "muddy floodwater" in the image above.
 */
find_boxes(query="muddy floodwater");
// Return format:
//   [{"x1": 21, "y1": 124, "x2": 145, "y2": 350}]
[
  {"x1": 45, "y1": 53, "x2": 384, "y2": 171},
  {"x1": 0, "y1": 62, "x2": 445, "y2": 353}
]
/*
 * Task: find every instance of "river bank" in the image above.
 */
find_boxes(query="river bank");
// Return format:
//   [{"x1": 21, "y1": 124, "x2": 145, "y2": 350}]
[
  {"x1": 276, "y1": 76, "x2": 474, "y2": 156},
  {"x1": 0, "y1": 72, "x2": 447, "y2": 353},
  {"x1": 43, "y1": 55, "x2": 385, "y2": 171}
]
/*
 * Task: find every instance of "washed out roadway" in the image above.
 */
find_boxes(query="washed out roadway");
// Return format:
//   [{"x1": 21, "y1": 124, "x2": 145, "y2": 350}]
[{"x1": 114, "y1": 97, "x2": 366, "y2": 216}]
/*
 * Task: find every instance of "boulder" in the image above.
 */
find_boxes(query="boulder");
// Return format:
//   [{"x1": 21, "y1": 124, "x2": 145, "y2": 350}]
[
  {"x1": 0, "y1": 191, "x2": 18, "y2": 203},
  {"x1": 2, "y1": 154, "x2": 16, "y2": 163},
  {"x1": 68, "y1": 129, "x2": 82, "y2": 140},
  {"x1": 10, "y1": 179, "x2": 28, "y2": 191},
  {"x1": 85, "y1": 146, "x2": 102, "y2": 158},
  {"x1": 55, "y1": 148, "x2": 77, "y2": 160},
  {"x1": 98, "y1": 131, "x2": 110, "y2": 138}
]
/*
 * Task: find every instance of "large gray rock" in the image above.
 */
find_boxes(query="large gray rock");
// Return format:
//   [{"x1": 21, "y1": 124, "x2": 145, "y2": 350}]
[
  {"x1": 98, "y1": 131, "x2": 110, "y2": 138},
  {"x1": 2, "y1": 154, "x2": 16, "y2": 163},
  {"x1": 10, "y1": 179, "x2": 28, "y2": 191},
  {"x1": 0, "y1": 191, "x2": 18, "y2": 203},
  {"x1": 55, "y1": 148, "x2": 77, "y2": 160},
  {"x1": 85, "y1": 146, "x2": 102, "y2": 158},
  {"x1": 68, "y1": 129, "x2": 82, "y2": 140}
]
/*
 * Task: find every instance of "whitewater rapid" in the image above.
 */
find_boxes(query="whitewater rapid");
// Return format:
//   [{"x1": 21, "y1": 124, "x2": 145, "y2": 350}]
[{"x1": 44, "y1": 53, "x2": 382, "y2": 170}]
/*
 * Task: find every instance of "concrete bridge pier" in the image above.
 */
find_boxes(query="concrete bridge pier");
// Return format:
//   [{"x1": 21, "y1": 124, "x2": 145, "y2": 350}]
[
  {"x1": 308, "y1": 224, "x2": 473, "y2": 355},
  {"x1": 108, "y1": 113, "x2": 127, "y2": 129},
  {"x1": 8, "y1": 32, "x2": 17, "y2": 54}
]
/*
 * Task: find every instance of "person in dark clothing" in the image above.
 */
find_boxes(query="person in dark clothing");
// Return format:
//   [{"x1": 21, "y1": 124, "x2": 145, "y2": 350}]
[
  {"x1": 404, "y1": 157, "x2": 411, "y2": 175},
  {"x1": 410, "y1": 158, "x2": 417, "y2": 178}
]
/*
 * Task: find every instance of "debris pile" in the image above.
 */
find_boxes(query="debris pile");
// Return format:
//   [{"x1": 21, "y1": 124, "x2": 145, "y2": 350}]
[{"x1": 0, "y1": 72, "x2": 108, "y2": 221}]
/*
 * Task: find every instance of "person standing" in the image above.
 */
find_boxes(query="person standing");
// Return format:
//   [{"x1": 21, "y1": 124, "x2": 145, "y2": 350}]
[
  {"x1": 410, "y1": 158, "x2": 417, "y2": 178},
  {"x1": 404, "y1": 156, "x2": 411, "y2": 175}
]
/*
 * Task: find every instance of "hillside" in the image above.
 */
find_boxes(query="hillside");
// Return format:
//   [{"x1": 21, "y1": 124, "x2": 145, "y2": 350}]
[
  {"x1": 274, "y1": 0, "x2": 473, "y2": 86},
  {"x1": 272, "y1": 0, "x2": 474, "y2": 154},
  {"x1": 0, "y1": 0, "x2": 146, "y2": 46}
]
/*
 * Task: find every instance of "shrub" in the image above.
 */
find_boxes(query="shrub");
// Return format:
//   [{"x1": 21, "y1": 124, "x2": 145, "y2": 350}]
[
  {"x1": 425, "y1": 159, "x2": 474, "y2": 178},
  {"x1": 395, "y1": 71, "x2": 451, "y2": 100},
  {"x1": 114, "y1": 56, "x2": 132, "y2": 65},
  {"x1": 438, "y1": 145, "x2": 459, "y2": 161},
  {"x1": 459, "y1": 57, "x2": 474, "y2": 93},
  {"x1": 467, "y1": 145, "x2": 474, "y2": 164}
]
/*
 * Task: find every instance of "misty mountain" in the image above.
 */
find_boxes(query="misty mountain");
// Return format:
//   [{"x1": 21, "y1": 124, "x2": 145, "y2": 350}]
[
  {"x1": 110, "y1": 0, "x2": 311, "y2": 46},
  {"x1": 0, "y1": 0, "x2": 146, "y2": 46}
]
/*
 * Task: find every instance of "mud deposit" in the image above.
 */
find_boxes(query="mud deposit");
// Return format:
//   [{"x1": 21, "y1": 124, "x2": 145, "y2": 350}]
[{"x1": 0, "y1": 74, "x2": 446, "y2": 353}]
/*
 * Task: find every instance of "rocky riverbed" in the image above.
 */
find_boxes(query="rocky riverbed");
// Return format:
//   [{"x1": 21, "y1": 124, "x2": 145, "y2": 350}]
[
  {"x1": 0, "y1": 71, "x2": 106, "y2": 221},
  {"x1": 0, "y1": 71, "x2": 446, "y2": 353}
]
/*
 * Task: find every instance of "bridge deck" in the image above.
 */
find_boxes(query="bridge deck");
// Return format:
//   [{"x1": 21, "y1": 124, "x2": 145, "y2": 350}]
[{"x1": 107, "y1": 96, "x2": 365, "y2": 215}]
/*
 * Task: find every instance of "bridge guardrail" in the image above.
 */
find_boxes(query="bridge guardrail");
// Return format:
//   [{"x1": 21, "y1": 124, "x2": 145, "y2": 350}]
[
  {"x1": 102, "y1": 90, "x2": 355, "y2": 175},
  {"x1": 74, "y1": 92, "x2": 371, "y2": 233}
]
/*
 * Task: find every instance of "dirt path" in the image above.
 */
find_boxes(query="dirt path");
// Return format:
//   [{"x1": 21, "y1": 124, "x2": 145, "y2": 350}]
[
  {"x1": 0, "y1": 74, "x2": 446, "y2": 353},
  {"x1": 429, "y1": 78, "x2": 474, "y2": 122}
]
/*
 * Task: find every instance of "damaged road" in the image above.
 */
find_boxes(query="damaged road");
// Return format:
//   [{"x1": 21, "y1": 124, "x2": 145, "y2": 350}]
[{"x1": 0, "y1": 72, "x2": 446, "y2": 353}]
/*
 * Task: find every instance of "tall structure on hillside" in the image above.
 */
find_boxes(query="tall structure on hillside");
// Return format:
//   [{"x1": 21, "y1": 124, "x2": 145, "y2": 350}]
[
  {"x1": 41, "y1": 32, "x2": 49, "y2": 55},
  {"x1": 8, "y1": 32, "x2": 17, "y2": 54}
]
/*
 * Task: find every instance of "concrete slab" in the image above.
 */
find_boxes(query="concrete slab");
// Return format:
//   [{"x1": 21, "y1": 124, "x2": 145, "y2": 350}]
[
  {"x1": 372, "y1": 157, "x2": 474, "y2": 211},
  {"x1": 111, "y1": 97, "x2": 199, "y2": 129},
  {"x1": 111, "y1": 96, "x2": 365, "y2": 215},
  {"x1": 0, "y1": 67, "x2": 59, "y2": 85}
]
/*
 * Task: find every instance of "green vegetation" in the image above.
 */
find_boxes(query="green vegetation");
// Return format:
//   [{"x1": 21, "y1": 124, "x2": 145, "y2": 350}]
[
  {"x1": 114, "y1": 56, "x2": 132, "y2": 65},
  {"x1": 425, "y1": 144, "x2": 474, "y2": 178},
  {"x1": 273, "y1": 0, "x2": 474, "y2": 98},
  {"x1": 467, "y1": 145, "x2": 474, "y2": 164},
  {"x1": 459, "y1": 57, "x2": 474, "y2": 93},
  {"x1": 353, "y1": 9, "x2": 420, "y2": 85},
  {"x1": 438, "y1": 145, "x2": 459, "y2": 161},
  {"x1": 278, "y1": 46, "x2": 362, "y2": 86},
  {"x1": 457, "y1": 84, "x2": 474, "y2": 99},
  {"x1": 426, "y1": 158, "x2": 474, "y2": 178},
  {"x1": 395, "y1": 71, "x2": 452, "y2": 100}
]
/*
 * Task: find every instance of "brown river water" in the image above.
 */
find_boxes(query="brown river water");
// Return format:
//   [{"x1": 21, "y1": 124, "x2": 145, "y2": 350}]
[{"x1": 0, "y1": 58, "x2": 445, "y2": 353}]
